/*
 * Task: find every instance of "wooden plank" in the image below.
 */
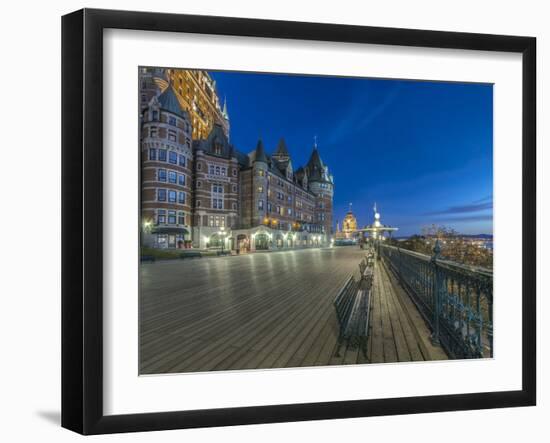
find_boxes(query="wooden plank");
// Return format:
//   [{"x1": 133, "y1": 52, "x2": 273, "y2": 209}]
[
  {"x1": 300, "y1": 313, "x2": 339, "y2": 367},
  {"x1": 368, "y1": 262, "x2": 385, "y2": 363},
  {"x1": 225, "y1": 282, "x2": 333, "y2": 370},
  {"x1": 384, "y1": 262, "x2": 449, "y2": 361},
  {"x1": 167, "y1": 283, "x2": 317, "y2": 373},
  {"x1": 381, "y1": 263, "x2": 424, "y2": 361},
  {"x1": 139, "y1": 247, "x2": 367, "y2": 374},
  {"x1": 141, "y1": 282, "x2": 303, "y2": 373},
  {"x1": 376, "y1": 262, "x2": 398, "y2": 363},
  {"x1": 286, "y1": 277, "x2": 358, "y2": 367},
  {"x1": 379, "y1": 264, "x2": 411, "y2": 362}
]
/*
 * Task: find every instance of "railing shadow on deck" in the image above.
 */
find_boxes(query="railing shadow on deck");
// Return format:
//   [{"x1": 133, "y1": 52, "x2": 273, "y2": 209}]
[{"x1": 379, "y1": 241, "x2": 493, "y2": 360}]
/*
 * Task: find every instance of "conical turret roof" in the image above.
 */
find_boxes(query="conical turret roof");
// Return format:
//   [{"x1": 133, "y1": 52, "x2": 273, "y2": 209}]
[
  {"x1": 222, "y1": 96, "x2": 229, "y2": 120},
  {"x1": 254, "y1": 139, "x2": 268, "y2": 163},
  {"x1": 157, "y1": 85, "x2": 185, "y2": 118},
  {"x1": 306, "y1": 146, "x2": 326, "y2": 182}
]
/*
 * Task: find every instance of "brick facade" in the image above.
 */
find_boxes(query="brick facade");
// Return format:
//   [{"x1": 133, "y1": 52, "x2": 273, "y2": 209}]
[{"x1": 140, "y1": 69, "x2": 334, "y2": 251}]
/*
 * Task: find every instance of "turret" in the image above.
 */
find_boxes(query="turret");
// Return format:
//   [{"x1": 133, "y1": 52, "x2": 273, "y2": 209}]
[
  {"x1": 252, "y1": 139, "x2": 269, "y2": 226},
  {"x1": 254, "y1": 139, "x2": 268, "y2": 164},
  {"x1": 272, "y1": 138, "x2": 290, "y2": 162},
  {"x1": 305, "y1": 138, "x2": 333, "y2": 236},
  {"x1": 222, "y1": 96, "x2": 230, "y2": 121}
]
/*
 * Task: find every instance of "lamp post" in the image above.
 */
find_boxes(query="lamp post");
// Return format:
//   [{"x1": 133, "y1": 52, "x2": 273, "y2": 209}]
[
  {"x1": 359, "y1": 203, "x2": 398, "y2": 260},
  {"x1": 219, "y1": 226, "x2": 226, "y2": 254}
]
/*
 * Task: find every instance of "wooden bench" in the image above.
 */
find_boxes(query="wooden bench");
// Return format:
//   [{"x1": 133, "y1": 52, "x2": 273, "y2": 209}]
[
  {"x1": 140, "y1": 255, "x2": 156, "y2": 263},
  {"x1": 358, "y1": 258, "x2": 374, "y2": 283},
  {"x1": 179, "y1": 251, "x2": 202, "y2": 259},
  {"x1": 333, "y1": 275, "x2": 371, "y2": 357}
]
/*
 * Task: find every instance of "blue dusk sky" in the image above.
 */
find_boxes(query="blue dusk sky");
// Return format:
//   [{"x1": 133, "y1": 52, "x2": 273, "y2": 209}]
[{"x1": 211, "y1": 70, "x2": 493, "y2": 237}]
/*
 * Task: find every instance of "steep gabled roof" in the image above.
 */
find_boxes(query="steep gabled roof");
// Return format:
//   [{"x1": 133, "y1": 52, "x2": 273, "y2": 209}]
[
  {"x1": 193, "y1": 123, "x2": 235, "y2": 158},
  {"x1": 274, "y1": 138, "x2": 290, "y2": 158}
]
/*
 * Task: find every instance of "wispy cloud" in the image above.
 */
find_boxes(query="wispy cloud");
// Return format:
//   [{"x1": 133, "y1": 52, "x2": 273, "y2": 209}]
[
  {"x1": 325, "y1": 83, "x2": 402, "y2": 145},
  {"x1": 471, "y1": 194, "x2": 493, "y2": 204},
  {"x1": 424, "y1": 199, "x2": 493, "y2": 216},
  {"x1": 434, "y1": 214, "x2": 493, "y2": 223},
  {"x1": 420, "y1": 196, "x2": 493, "y2": 224}
]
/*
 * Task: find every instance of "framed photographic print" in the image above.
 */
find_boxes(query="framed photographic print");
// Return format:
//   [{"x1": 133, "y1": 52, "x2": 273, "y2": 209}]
[{"x1": 61, "y1": 8, "x2": 536, "y2": 435}]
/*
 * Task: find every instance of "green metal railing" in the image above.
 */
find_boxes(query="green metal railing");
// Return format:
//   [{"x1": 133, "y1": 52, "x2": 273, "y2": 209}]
[{"x1": 380, "y1": 241, "x2": 493, "y2": 359}]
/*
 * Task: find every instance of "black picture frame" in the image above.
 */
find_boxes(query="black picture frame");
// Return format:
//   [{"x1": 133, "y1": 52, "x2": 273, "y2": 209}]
[{"x1": 61, "y1": 8, "x2": 536, "y2": 435}]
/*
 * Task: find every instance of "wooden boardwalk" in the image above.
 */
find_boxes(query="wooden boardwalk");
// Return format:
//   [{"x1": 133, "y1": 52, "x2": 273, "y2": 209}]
[
  {"x1": 139, "y1": 247, "x2": 447, "y2": 375},
  {"x1": 365, "y1": 260, "x2": 448, "y2": 364}
]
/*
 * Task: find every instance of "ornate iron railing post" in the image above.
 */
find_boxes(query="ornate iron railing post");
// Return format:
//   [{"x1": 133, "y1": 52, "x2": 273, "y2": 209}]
[
  {"x1": 488, "y1": 297, "x2": 494, "y2": 358},
  {"x1": 379, "y1": 243, "x2": 492, "y2": 359},
  {"x1": 430, "y1": 240, "x2": 442, "y2": 346}
]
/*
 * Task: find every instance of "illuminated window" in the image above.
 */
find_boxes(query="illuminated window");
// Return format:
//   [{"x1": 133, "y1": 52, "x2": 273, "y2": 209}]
[
  {"x1": 157, "y1": 209, "x2": 166, "y2": 224},
  {"x1": 168, "y1": 151, "x2": 178, "y2": 164},
  {"x1": 157, "y1": 189, "x2": 166, "y2": 202},
  {"x1": 158, "y1": 169, "x2": 167, "y2": 182}
]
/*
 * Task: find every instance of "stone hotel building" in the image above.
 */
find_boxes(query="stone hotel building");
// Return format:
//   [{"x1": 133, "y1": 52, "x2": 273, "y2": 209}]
[{"x1": 140, "y1": 68, "x2": 334, "y2": 251}]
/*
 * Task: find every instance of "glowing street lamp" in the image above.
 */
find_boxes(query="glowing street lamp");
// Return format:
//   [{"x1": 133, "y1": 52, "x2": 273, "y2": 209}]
[
  {"x1": 218, "y1": 226, "x2": 229, "y2": 254},
  {"x1": 142, "y1": 220, "x2": 153, "y2": 234},
  {"x1": 358, "y1": 203, "x2": 398, "y2": 258}
]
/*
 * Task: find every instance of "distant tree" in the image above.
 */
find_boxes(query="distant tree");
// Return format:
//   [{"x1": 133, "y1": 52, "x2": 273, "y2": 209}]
[{"x1": 395, "y1": 224, "x2": 492, "y2": 269}]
